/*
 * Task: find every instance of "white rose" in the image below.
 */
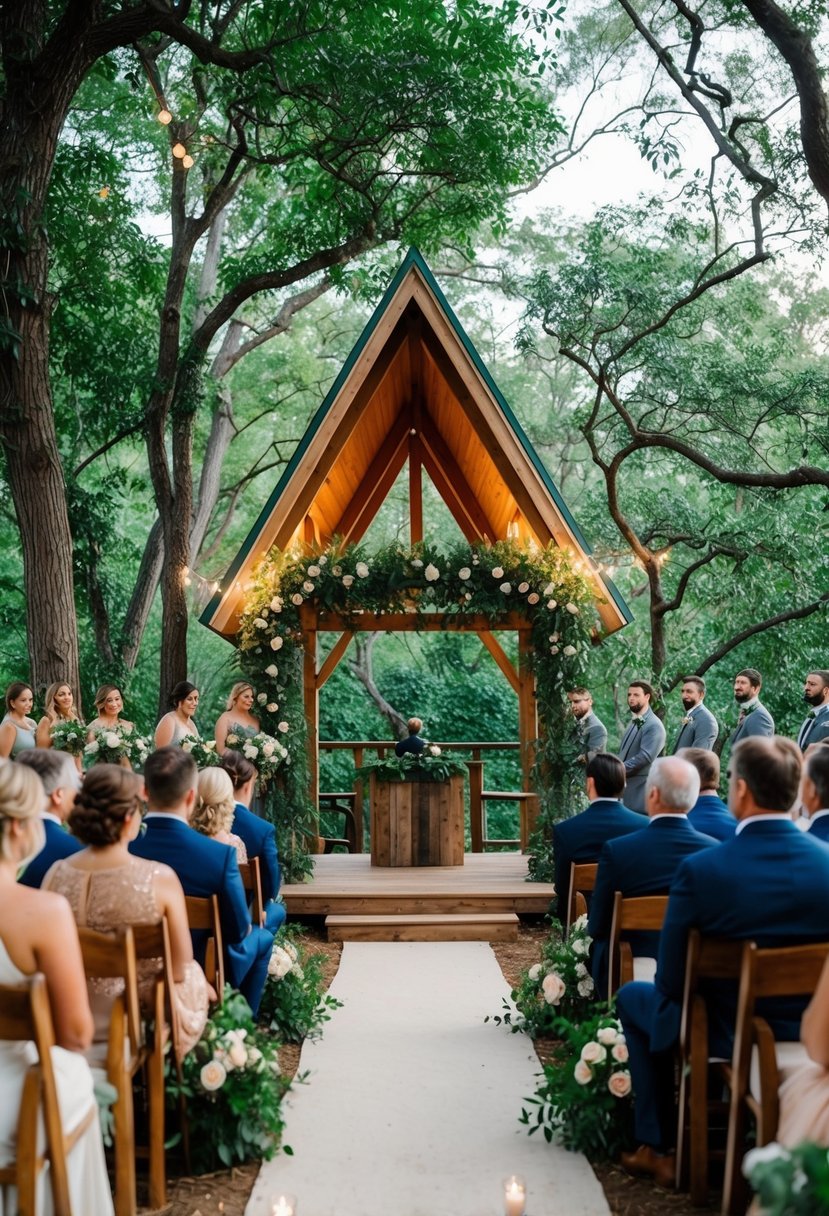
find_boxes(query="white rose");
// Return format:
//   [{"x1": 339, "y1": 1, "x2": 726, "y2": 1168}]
[
  {"x1": 563, "y1": 644, "x2": 578, "y2": 657},
  {"x1": 355, "y1": 562, "x2": 369, "y2": 578},
  {"x1": 266, "y1": 703, "x2": 278, "y2": 713},
  {"x1": 576, "y1": 962, "x2": 588, "y2": 978},
  {"x1": 342, "y1": 575, "x2": 354, "y2": 587},
  {"x1": 181, "y1": 740, "x2": 194, "y2": 753},
  {"x1": 574, "y1": 1060, "x2": 593, "y2": 1085},
  {"x1": 265, "y1": 663, "x2": 279, "y2": 677},
  {"x1": 597, "y1": 1026, "x2": 618, "y2": 1045},
  {"x1": 243, "y1": 744, "x2": 259, "y2": 759},
  {"x1": 84, "y1": 740, "x2": 99, "y2": 754},
  {"x1": 105, "y1": 732, "x2": 121, "y2": 749},
  {"x1": 257, "y1": 692, "x2": 267, "y2": 704},
  {"x1": 332, "y1": 565, "x2": 342, "y2": 576},
  {"x1": 464, "y1": 592, "x2": 472, "y2": 601},
  {"x1": 228, "y1": 1042, "x2": 248, "y2": 1069},
  {"x1": 253, "y1": 617, "x2": 267, "y2": 629},
  {"x1": 458, "y1": 567, "x2": 471, "y2": 580},
  {"x1": 291, "y1": 593, "x2": 304, "y2": 605},
  {"x1": 491, "y1": 566, "x2": 504, "y2": 579},
  {"x1": 574, "y1": 914, "x2": 589, "y2": 930},
  {"x1": 528, "y1": 963, "x2": 542, "y2": 981},
  {"x1": 547, "y1": 599, "x2": 557, "y2": 609},
  {"x1": 410, "y1": 559, "x2": 424, "y2": 568},
  {"x1": 278, "y1": 721, "x2": 289, "y2": 733},
  {"x1": 203, "y1": 741, "x2": 216, "y2": 751},
  {"x1": 611, "y1": 1042, "x2": 629, "y2": 1063},
  {"x1": 200, "y1": 1060, "x2": 227, "y2": 1091},
  {"x1": 270, "y1": 637, "x2": 284, "y2": 653},
  {"x1": 548, "y1": 633, "x2": 560, "y2": 643},
  {"x1": 541, "y1": 973, "x2": 565, "y2": 1005},
  {"x1": 550, "y1": 645, "x2": 560, "y2": 655},
  {"x1": 743, "y1": 1144, "x2": 791, "y2": 1172},
  {"x1": 608, "y1": 1070, "x2": 632, "y2": 1098},
  {"x1": 527, "y1": 593, "x2": 540, "y2": 605},
  {"x1": 571, "y1": 937, "x2": 589, "y2": 955},
  {"x1": 577, "y1": 977, "x2": 594, "y2": 997},
  {"x1": 307, "y1": 565, "x2": 320, "y2": 577},
  {"x1": 543, "y1": 583, "x2": 556, "y2": 597},
  {"x1": 428, "y1": 744, "x2": 441, "y2": 756},
  {"x1": 262, "y1": 742, "x2": 275, "y2": 757},
  {"x1": 518, "y1": 581, "x2": 529, "y2": 593},
  {"x1": 318, "y1": 555, "x2": 327, "y2": 565},
  {"x1": 580, "y1": 1041, "x2": 607, "y2": 1064},
  {"x1": 424, "y1": 563, "x2": 440, "y2": 582},
  {"x1": 565, "y1": 601, "x2": 580, "y2": 615},
  {"x1": 270, "y1": 596, "x2": 282, "y2": 612},
  {"x1": 302, "y1": 580, "x2": 315, "y2": 593},
  {"x1": 499, "y1": 582, "x2": 511, "y2": 594}
]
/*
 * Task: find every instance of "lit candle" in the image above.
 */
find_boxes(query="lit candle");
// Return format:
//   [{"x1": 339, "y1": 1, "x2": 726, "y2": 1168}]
[
  {"x1": 503, "y1": 1175, "x2": 526, "y2": 1216},
  {"x1": 271, "y1": 1197, "x2": 296, "y2": 1216}
]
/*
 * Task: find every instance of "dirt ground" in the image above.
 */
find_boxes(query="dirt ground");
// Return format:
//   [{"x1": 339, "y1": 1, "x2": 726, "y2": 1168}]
[{"x1": 156, "y1": 922, "x2": 707, "y2": 1216}]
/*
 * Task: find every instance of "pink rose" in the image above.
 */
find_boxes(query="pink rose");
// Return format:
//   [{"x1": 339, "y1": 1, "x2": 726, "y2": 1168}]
[
  {"x1": 573, "y1": 1060, "x2": 592, "y2": 1085},
  {"x1": 580, "y1": 1041, "x2": 607, "y2": 1064},
  {"x1": 608, "y1": 1070, "x2": 632, "y2": 1098},
  {"x1": 611, "y1": 1042, "x2": 629, "y2": 1063}
]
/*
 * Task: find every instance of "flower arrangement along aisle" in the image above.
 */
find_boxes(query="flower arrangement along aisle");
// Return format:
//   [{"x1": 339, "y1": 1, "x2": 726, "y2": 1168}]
[
  {"x1": 236, "y1": 539, "x2": 596, "y2": 880},
  {"x1": 488, "y1": 915, "x2": 600, "y2": 1039},
  {"x1": 166, "y1": 989, "x2": 289, "y2": 1173},
  {"x1": 743, "y1": 1142, "x2": 829, "y2": 1215},
  {"x1": 176, "y1": 734, "x2": 220, "y2": 769},
  {"x1": 520, "y1": 1010, "x2": 634, "y2": 1161},
  {"x1": 50, "y1": 718, "x2": 87, "y2": 758},
  {"x1": 258, "y1": 927, "x2": 342, "y2": 1043}
]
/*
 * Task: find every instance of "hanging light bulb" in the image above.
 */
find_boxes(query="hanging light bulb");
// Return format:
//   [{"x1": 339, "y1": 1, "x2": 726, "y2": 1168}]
[
  {"x1": 182, "y1": 154, "x2": 194, "y2": 169},
  {"x1": 172, "y1": 142, "x2": 186, "y2": 158},
  {"x1": 157, "y1": 108, "x2": 173, "y2": 125}
]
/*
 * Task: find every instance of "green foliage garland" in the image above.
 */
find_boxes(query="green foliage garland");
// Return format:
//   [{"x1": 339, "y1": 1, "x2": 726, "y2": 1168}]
[
  {"x1": 356, "y1": 748, "x2": 468, "y2": 785},
  {"x1": 238, "y1": 539, "x2": 596, "y2": 879},
  {"x1": 257, "y1": 926, "x2": 343, "y2": 1044}
]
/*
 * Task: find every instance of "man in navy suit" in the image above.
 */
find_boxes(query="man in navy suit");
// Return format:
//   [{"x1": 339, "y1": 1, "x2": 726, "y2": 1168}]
[
  {"x1": 617, "y1": 736, "x2": 829, "y2": 1186},
  {"x1": 17, "y1": 749, "x2": 82, "y2": 887},
  {"x1": 670, "y1": 676, "x2": 718, "y2": 753},
  {"x1": 131, "y1": 747, "x2": 273, "y2": 1015},
  {"x1": 797, "y1": 670, "x2": 829, "y2": 751},
  {"x1": 220, "y1": 750, "x2": 286, "y2": 933},
  {"x1": 552, "y1": 754, "x2": 645, "y2": 925},
  {"x1": 802, "y1": 745, "x2": 829, "y2": 842},
  {"x1": 617, "y1": 681, "x2": 667, "y2": 813},
  {"x1": 589, "y1": 756, "x2": 717, "y2": 999},
  {"x1": 680, "y1": 748, "x2": 736, "y2": 841},
  {"x1": 395, "y1": 717, "x2": 426, "y2": 757},
  {"x1": 728, "y1": 668, "x2": 774, "y2": 749}
]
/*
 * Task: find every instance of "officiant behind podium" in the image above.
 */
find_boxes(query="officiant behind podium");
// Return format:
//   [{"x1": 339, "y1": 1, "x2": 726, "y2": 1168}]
[{"x1": 395, "y1": 717, "x2": 426, "y2": 757}]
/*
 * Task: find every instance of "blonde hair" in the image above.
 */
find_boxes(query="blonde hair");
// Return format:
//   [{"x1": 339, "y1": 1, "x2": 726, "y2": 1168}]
[
  {"x1": 226, "y1": 682, "x2": 254, "y2": 712},
  {"x1": 43, "y1": 682, "x2": 79, "y2": 724},
  {"x1": 0, "y1": 762, "x2": 45, "y2": 864},
  {"x1": 94, "y1": 684, "x2": 122, "y2": 715},
  {"x1": 192, "y1": 767, "x2": 236, "y2": 838}
]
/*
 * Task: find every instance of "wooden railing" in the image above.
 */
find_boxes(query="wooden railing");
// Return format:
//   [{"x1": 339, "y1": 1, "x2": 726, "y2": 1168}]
[{"x1": 318, "y1": 740, "x2": 537, "y2": 853}]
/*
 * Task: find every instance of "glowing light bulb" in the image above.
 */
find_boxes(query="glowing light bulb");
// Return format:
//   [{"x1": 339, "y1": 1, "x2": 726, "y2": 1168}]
[
  {"x1": 172, "y1": 142, "x2": 186, "y2": 158},
  {"x1": 157, "y1": 108, "x2": 173, "y2": 125},
  {"x1": 182, "y1": 154, "x2": 194, "y2": 169}
]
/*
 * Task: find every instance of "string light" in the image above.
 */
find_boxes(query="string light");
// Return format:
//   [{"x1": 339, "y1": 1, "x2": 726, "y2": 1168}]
[
  {"x1": 172, "y1": 142, "x2": 186, "y2": 159},
  {"x1": 182, "y1": 154, "x2": 195, "y2": 169},
  {"x1": 157, "y1": 108, "x2": 173, "y2": 125}
]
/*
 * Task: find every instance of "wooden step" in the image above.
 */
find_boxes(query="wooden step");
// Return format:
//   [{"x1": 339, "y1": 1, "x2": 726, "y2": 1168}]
[{"x1": 325, "y1": 912, "x2": 519, "y2": 943}]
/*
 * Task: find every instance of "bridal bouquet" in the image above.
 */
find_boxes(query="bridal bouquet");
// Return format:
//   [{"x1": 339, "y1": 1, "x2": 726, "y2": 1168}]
[
  {"x1": 166, "y1": 988, "x2": 288, "y2": 1173},
  {"x1": 85, "y1": 725, "x2": 134, "y2": 765},
  {"x1": 224, "y1": 730, "x2": 288, "y2": 784},
  {"x1": 520, "y1": 1010, "x2": 633, "y2": 1160},
  {"x1": 177, "y1": 734, "x2": 220, "y2": 769},
  {"x1": 258, "y1": 926, "x2": 342, "y2": 1044},
  {"x1": 50, "y1": 718, "x2": 87, "y2": 757},
  {"x1": 128, "y1": 732, "x2": 153, "y2": 771}
]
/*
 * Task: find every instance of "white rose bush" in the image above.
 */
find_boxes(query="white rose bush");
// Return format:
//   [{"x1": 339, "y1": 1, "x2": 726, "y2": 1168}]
[
  {"x1": 257, "y1": 926, "x2": 343, "y2": 1044},
  {"x1": 520, "y1": 1013, "x2": 634, "y2": 1161},
  {"x1": 236, "y1": 538, "x2": 594, "y2": 881}
]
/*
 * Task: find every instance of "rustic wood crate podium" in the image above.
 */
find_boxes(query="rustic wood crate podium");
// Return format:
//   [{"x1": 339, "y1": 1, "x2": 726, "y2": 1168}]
[{"x1": 370, "y1": 774, "x2": 464, "y2": 867}]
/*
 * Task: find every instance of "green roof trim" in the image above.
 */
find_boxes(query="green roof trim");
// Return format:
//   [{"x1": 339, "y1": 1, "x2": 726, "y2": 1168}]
[{"x1": 201, "y1": 246, "x2": 631, "y2": 630}]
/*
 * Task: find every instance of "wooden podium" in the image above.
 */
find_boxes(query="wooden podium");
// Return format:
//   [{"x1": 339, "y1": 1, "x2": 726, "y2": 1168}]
[{"x1": 370, "y1": 774, "x2": 464, "y2": 867}]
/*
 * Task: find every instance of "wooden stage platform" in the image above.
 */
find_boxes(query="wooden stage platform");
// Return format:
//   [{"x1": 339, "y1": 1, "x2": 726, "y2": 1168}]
[{"x1": 282, "y1": 852, "x2": 555, "y2": 927}]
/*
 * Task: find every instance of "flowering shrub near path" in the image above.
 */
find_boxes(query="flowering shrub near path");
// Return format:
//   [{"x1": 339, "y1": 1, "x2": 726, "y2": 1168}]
[
  {"x1": 237, "y1": 539, "x2": 597, "y2": 879},
  {"x1": 258, "y1": 926, "x2": 343, "y2": 1043}
]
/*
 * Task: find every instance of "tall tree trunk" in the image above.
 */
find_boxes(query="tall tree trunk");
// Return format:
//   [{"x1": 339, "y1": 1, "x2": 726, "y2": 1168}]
[{"x1": 121, "y1": 518, "x2": 165, "y2": 670}]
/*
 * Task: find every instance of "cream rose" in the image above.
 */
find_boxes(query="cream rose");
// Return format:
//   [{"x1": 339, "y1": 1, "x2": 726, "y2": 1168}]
[
  {"x1": 611, "y1": 1042, "x2": 629, "y2": 1063},
  {"x1": 200, "y1": 1060, "x2": 227, "y2": 1091},
  {"x1": 105, "y1": 732, "x2": 121, "y2": 749},
  {"x1": 270, "y1": 636, "x2": 284, "y2": 652},
  {"x1": 278, "y1": 721, "x2": 289, "y2": 733},
  {"x1": 424, "y1": 563, "x2": 440, "y2": 582},
  {"x1": 458, "y1": 567, "x2": 471, "y2": 580},
  {"x1": 266, "y1": 703, "x2": 278, "y2": 713},
  {"x1": 597, "y1": 1026, "x2": 618, "y2": 1046},
  {"x1": 302, "y1": 580, "x2": 315, "y2": 593},
  {"x1": 253, "y1": 617, "x2": 267, "y2": 629},
  {"x1": 270, "y1": 596, "x2": 282, "y2": 612},
  {"x1": 608, "y1": 1070, "x2": 632, "y2": 1098},
  {"x1": 580, "y1": 1041, "x2": 607, "y2": 1064},
  {"x1": 355, "y1": 562, "x2": 369, "y2": 578},
  {"x1": 499, "y1": 582, "x2": 511, "y2": 594},
  {"x1": 257, "y1": 692, "x2": 267, "y2": 703},
  {"x1": 307, "y1": 565, "x2": 321, "y2": 577},
  {"x1": 528, "y1": 963, "x2": 542, "y2": 981},
  {"x1": 518, "y1": 581, "x2": 529, "y2": 593},
  {"x1": 541, "y1": 973, "x2": 565, "y2": 1005},
  {"x1": 491, "y1": 566, "x2": 504, "y2": 579},
  {"x1": 565, "y1": 601, "x2": 580, "y2": 615},
  {"x1": 291, "y1": 593, "x2": 303, "y2": 605},
  {"x1": 574, "y1": 1060, "x2": 593, "y2": 1085},
  {"x1": 563, "y1": 644, "x2": 578, "y2": 657},
  {"x1": 342, "y1": 575, "x2": 354, "y2": 587},
  {"x1": 527, "y1": 593, "x2": 540, "y2": 604}
]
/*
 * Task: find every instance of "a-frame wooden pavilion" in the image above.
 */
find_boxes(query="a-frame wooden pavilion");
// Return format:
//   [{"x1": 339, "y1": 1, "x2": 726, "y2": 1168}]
[{"x1": 201, "y1": 247, "x2": 631, "y2": 830}]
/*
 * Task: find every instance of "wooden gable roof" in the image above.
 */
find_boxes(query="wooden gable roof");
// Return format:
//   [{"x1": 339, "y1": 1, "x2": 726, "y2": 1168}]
[{"x1": 201, "y1": 248, "x2": 631, "y2": 639}]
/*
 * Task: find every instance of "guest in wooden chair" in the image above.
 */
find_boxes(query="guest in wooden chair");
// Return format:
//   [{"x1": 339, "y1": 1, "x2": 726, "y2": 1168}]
[
  {"x1": 772, "y1": 951, "x2": 829, "y2": 1147},
  {"x1": 219, "y1": 750, "x2": 286, "y2": 934},
  {"x1": 0, "y1": 760, "x2": 114, "y2": 1214},
  {"x1": 617, "y1": 736, "x2": 829, "y2": 1189}
]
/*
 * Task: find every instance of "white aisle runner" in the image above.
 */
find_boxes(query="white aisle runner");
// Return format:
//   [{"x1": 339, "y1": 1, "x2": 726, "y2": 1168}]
[{"x1": 247, "y1": 941, "x2": 610, "y2": 1216}]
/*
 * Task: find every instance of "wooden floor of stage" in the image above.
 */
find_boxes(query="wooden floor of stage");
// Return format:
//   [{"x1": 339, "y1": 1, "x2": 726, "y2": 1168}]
[{"x1": 282, "y1": 851, "x2": 555, "y2": 918}]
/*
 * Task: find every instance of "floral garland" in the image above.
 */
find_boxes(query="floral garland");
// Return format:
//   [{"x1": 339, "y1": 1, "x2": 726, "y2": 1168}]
[
  {"x1": 356, "y1": 747, "x2": 468, "y2": 785},
  {"x1": 237, "y1": 539, "x2": 597, "y2": 880},
  {"x1": 258, "y1": 926, "x2": 343, "y2": 1043}
]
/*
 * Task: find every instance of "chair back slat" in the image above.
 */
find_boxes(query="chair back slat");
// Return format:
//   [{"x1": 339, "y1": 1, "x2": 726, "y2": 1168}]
[
  {"x1": 185, "y1": 894, "x2": 224, "y2": 998},
  {"x1": 566, "y1": 862, "x2": 598, "y2": 932},
  {"x1": 608, "y1": 892, "x2": 670, "y2": 995},
  {"x1": 78, "y1": 925, "x2": 141, "y2": 1061},
  {"x1": 238, "y1": 856, "x2": 265, "y2": 928}
]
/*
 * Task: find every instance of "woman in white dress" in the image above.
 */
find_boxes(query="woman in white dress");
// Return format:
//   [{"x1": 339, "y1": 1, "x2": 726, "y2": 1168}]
[
  {"x1": 154, "y1": 681, "x2": 200, "y2": 748},
  {"x1": 0, "y1": 761, "x2": 113, "y2": 1215}
]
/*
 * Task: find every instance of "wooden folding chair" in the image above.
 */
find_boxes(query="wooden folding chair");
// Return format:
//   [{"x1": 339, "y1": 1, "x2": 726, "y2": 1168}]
[
  {"x1": 185, "y1": 894, "x2": 224, "y2": 1001},
  {"x1": 566, "y1": 862, "x2": 598, "y2": 932},
  {"x1": 238, "y1": 856, "x2": 265, "y2": 928},
  {"x1": 721, "y1": 939, "x2": 829, "y2": 1215},
  {"x1": 676, "y1": 931, "x2": 745, "y2": 1204},
  {"x1": 607, "y1": 892, "x2": 670, "y2": 996},
  {"x1": 0, "y1": 972, "x2": 98, "y2": 1216}
]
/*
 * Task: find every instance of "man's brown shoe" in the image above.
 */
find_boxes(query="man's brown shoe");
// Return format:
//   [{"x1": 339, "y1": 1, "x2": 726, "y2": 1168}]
[{"x1": 620, "y1": 1145, "x2": 676, "y2": 1187}]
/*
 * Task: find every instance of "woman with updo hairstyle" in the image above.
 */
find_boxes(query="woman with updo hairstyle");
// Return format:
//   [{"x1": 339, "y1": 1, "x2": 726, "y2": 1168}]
[
  {"x1": 192, "y1": 766, "x2": 248, "y2": 864},
  {"x1": 154, "y1": 680, "x2": 200, "y2": 748},
  {"x1": 0, "y1": 761, "x2": 114, "y2": 1214},
  {"x1": 43, "y1": 764, "x2": 210, "y2": 1059},
  {"x1": 0, "y1": 680, "x2": 37, "y2": 759},
  {"x1": 214, "y1": 681, "x2": 260, "y2": 753}
]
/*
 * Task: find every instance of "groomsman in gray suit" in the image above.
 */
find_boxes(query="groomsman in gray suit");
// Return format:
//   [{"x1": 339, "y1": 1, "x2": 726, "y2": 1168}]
[
  {"x1": 728, "y1": 668, "x2": 774, "y2": 748},
  {"x1": 567, "y1": 687, "x2": 608, "y2": 765},
  {"x1": 618, "y1": 680, "x2": 667, "y2": 813},
  {"x1": 797, "y1": 670, "x2": 829, "y2": 751},
  {"x1": 670, "y1": 676, "x2": 718, "y2": 753}
]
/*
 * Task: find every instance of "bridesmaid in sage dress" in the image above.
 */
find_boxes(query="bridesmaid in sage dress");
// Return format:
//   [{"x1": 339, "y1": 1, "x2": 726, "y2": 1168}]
[
  {"x1": 0, "y1": 682, "x2": 37, "y2": 760},
  {"x1": 154, "y1": 681, "x2": 200, "y2": 748},
  {"x1": 213, "y1": 681, "x2": 260, "y2": 754}
]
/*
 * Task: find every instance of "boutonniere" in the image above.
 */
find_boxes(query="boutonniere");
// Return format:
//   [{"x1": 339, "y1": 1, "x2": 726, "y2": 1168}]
[
  {"x1": 680, "y1": 716, "x2": 692, "y2": 726},
  {"x1": 741, "y1": 705, "x2": 757, "y2": 717},
  {"x1": 633, "y1": 718, "x2": 644, "y2": 730}
]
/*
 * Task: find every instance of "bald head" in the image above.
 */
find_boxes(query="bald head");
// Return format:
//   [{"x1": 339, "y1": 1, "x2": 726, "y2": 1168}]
[{"x1": 645, "y1": 756, "x2": 700, "y2": 817}]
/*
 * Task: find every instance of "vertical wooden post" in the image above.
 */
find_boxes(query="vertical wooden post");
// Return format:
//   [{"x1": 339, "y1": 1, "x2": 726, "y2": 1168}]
[
  {"x1": 303, "y1": 626, "x2": 320, "y2": 841},
  {"x1": 467, "y1": 759, "x2": 484, "y2": 852},
  {"x1": 518, "y1": 629, "x2": 539, "y2": 849},
  {"x1": 353, "y1": 745, "x2": 364, "y2": 853}
]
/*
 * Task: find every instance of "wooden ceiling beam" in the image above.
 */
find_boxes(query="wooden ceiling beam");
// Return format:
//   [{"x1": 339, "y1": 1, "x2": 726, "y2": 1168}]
[
  {"x1": 331, "y1": 407, "x2": 411, "y2": 544},
  {"x1": 418, "y1": 410, "x2": 498, "y2": 542}
]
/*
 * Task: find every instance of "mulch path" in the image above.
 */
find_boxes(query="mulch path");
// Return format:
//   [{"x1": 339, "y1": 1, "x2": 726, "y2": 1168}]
[{"x1": 156, "y1": 922, "x2": 710, "y2": 1216}]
